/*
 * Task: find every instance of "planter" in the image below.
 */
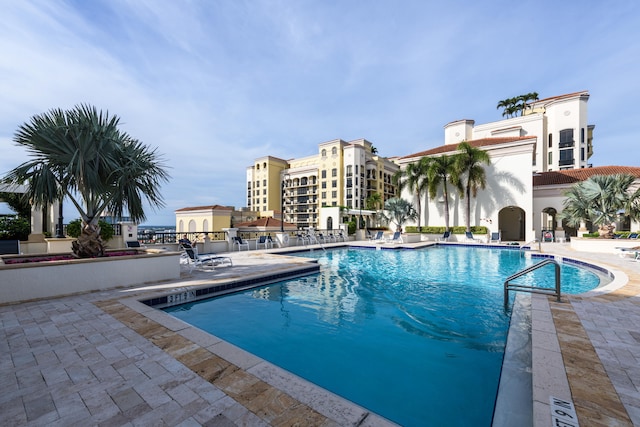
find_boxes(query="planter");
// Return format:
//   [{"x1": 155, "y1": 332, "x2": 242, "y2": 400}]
[
  {"x1": 570, "y1": 237, "x2": 640, "y2": 254},
  {"x1": 0, "y1": 250, "x2": 181, "y2": 304}
]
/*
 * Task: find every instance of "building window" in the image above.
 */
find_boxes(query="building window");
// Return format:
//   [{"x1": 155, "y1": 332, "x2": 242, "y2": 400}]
[
  {"x1": 321, "y1": 192, "x2": 326, "y2": 199},
  {"x1": 559, "y1": 149, "x2": 574, "y2": 166},
  {"x1": 548, "y1": 152, "x2": 552, "y2": 165},
  {"x1": 332, "y1": 147, "x2": 337, "y2": 155},
  {"x1": 262, "y1": 189, "x2": 266, "y2": 195},
  {"x1": 321, "y1": 170, "x2": 326, "y2": 179},
  {"x1": 346, "y1": 165, "x2": 352, "y2": 177},
  {"x1": 321, "y1": 149, "x2": 327, "y2": 157},
  {"x1": 559, "y1": 129, "x2": 574, "y2": 148},
  {"x1": 332, "y1": 191, "x2": 337, "y2": 198},
  {"x1": 548, "y1": 134, "x2": 552, "y2": 148},
  {"x1": 346, "y1": 188, "x2": 352, "y2": 199},
  {"x1": 332, "y1": 201, "x2": 337, "y2": 206},
  {"x1": 581, "y1": 147, "x2": 585, "y2": 161},
  {"x1": 581, "y1": 128, "x2": 585, "y2": 143},
  {"x1": 256, "y1": 181, "x2": 260, "y2": 187},
  {"x1": 263, "y1": 198, "x2": 267, "y2": 203},
  {"x1": 331, "y1": 168, "x2": 337, "y2": 177},
  {"x1": 263, "y1": 179, "x2": 266, "y2": 186},
  {"x1": 322, "y1": 182, "x2": 326, "y2": 189},
  {"x1": 332, "y1": 180, "x2": 337, "y2": 188}
]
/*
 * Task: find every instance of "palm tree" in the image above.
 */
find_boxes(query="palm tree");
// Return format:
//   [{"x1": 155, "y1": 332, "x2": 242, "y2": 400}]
[
  {"x1": 3, "y1": 104, "x2": 169, "y2": 257},
  {"x1": 455, "y1": 142, "x2": 491, "y2": 232},
  {"x1": 381, "y1": 197, "x2": 417, "y2": 232},
  {"x1": 558, "y1": 174, "x2": 640, "y2": 238},
  {"x1": 393, "y1": 156, "x2": 431, "y2": 231},
  {"x1": 427, "y1": 154, "x2": 461, "y2": 232},
  {"x1": 365, "y1": 192, "x2": 382, "y2": 210}
]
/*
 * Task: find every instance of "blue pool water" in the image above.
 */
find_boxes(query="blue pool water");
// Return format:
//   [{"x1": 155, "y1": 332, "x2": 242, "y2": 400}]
[{"x1": 165, "y1": 246, "x2": 601, "y2": 426}]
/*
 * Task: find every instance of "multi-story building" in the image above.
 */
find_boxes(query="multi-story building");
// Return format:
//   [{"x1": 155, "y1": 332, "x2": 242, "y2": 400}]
[
  {"x1": 396, "y1": 90, "x2": 598, "y2": 241},
  {"x1": 246, "y1": 138, "x2": 399, "y2": 229},
  {"x1": 445, "y1": 91, "x2": 594, "y2": 172}
]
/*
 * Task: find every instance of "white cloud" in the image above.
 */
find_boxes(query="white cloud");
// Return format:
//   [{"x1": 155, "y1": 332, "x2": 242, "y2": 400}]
[{"x1": 1, "y1": 0, "x2": 640, "y2": 225}]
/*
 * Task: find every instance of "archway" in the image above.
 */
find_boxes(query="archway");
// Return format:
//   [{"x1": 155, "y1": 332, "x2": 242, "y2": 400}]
[
  {"x1": 326, "y1": 216, "x2": 333, "y2": 230},
  {"x1": 498, "y1": 206, "x2": 526, "y2": 241}
]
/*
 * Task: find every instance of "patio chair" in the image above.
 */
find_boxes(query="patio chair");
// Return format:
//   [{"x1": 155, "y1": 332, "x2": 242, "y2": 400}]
[
  {"x1": 233, "y1": 236, "x2": 250, "y2": 251},
  {"x1": 369, "y1": 231, "x2": 384, "y2": 241},
  {"x1": 489, "y1": 232, "x2": 501, "y2": 244},
  {"x1": 335, "y1": 231, "x2": 347, "y2": 242},
  {"x1": 181, "y1": 245, "x2": 232, "y2": 272},
  {"x1": 256, "y1": 235, "x2": 272, "y2": 250},
  {"x1": 326, "y1": 232, "x2": 337, "y2": 243},
  {"x1": 465, "y1": 231, "x2": 481, "y2": 242},
  {"x1": 629, "y1": 233, "x2": 639, "y2": 239},
  {"x1": 436, "y1": 231, "x2": 450, "y2": 242},
  {"x1": 296, "y1": 233, "x2": 309, "y2": 245},
  {"x1": 385, "y1": 231, "x2": 403, "y2": 243}
]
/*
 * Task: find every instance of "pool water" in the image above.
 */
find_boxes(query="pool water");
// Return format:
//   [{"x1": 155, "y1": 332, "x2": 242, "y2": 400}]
[{"x1": 165, "y1": 246, "x2": 600, "y2": 426}]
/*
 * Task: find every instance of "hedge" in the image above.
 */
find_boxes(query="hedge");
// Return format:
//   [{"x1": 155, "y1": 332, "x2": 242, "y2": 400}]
[{"x1": 404, "y1": 226, "x2": 488, "y2": 234}]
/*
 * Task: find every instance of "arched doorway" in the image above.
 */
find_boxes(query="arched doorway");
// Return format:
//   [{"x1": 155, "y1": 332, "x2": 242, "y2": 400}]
[
  {"x1": 326, "y1": 216, "x2": 333, "y2": 230},
  {"x1": 498, "y1": 206, "x2": 526, "y2": 241}
]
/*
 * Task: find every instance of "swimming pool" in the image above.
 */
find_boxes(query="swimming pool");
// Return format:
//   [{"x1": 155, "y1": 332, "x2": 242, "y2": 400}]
[{"x1": 165, "y1": 246, "x2": 601, "y2": 426}]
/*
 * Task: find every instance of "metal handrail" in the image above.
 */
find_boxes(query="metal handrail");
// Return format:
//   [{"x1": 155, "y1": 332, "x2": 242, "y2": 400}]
[
  {"x1": 504, "y1": 259, "x2": 561, "y2": 306},
  {"x1": 520, "y1": 239, "x2": 541, "y2": 252}
]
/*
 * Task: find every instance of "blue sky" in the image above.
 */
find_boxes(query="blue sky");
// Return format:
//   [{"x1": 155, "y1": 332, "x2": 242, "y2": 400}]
[{"x1": 1, "y1": 1, "x2": 639, "y2": 224}]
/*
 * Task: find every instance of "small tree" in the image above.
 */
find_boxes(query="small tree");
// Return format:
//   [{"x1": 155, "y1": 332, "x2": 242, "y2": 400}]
[
  {"x1": 558, "y1": 174, "x2": 640, "y2": 238},
  {"x1": 3, "y1": 105, "x2": 169, "y2": 258},
  {"x1": 380, "y1": 198, "x2": 418, "y2": 232}
]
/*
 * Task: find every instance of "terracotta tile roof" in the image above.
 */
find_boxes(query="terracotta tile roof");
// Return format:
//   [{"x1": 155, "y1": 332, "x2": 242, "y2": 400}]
[
  {"x1": 399, "y1": 137, "x2": 535, "y2": 160},
  {"x1": 534, "y1": 90, "x2": 589, "y2": 105},
  {"x1": 534, "y1": 166, "x2": 640, "y2": 186},
  {"x1": 235, "y1": 217, "x2": 295, "y2": 228},
  {"x1": 175, "y1": 205, "x2": 233, "y2": 212}
]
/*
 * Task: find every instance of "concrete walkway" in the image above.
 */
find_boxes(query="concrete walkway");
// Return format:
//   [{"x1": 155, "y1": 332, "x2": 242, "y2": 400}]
[{"x1": 1, "y1": 241, "x2": 639, "y2": 426}]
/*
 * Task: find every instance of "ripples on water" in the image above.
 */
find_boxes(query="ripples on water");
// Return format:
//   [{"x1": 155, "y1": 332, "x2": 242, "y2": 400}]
[{"x1": 167, "y1": 246, "x2": 599, "y2": 427}]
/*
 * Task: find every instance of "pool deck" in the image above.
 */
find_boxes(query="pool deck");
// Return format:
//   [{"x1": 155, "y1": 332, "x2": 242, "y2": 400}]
[{"x1": 1, "y1": 241, "x2": 639, "y2": 426}]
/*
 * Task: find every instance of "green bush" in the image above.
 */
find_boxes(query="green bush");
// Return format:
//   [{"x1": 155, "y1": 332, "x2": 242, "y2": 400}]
[
  {"x1": 347, "y1": 220, "x2": 356, "y2": 235},
  {"x1": 66, "y1": 219, "x2": 115, "y2": 241},
  {"x1": 0, "y1": 216, "x2": 30, "y2": 240},
  {"x1": 404, "y1": 225, "x2": 488, "y2": 234},
  {"x1": 582, "y1": 232, "x2": 600, "y2": 238}
]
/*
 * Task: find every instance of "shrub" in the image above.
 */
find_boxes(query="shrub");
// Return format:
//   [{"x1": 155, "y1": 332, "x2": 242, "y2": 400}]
[
  {"x1": 66, "y1": 219, "x2": 115, "y2": 241},
  {"x1": 0, "y1": 216, "x2": 30, "y2": 240},
  {"x1": 582, "y1": 232, "x2": 600, "y2": 238},
  {"x1": 404, "y1": 225, "x2": 488, "y2": 234}
]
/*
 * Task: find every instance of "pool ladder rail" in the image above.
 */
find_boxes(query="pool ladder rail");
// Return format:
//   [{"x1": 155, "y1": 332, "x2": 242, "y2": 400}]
[
  {"x1": 504, "y1": 259, "x2": 561, "y2": 307},
  {"x1": 519, "y1": 239, "x2": 541, "y2": 253}
]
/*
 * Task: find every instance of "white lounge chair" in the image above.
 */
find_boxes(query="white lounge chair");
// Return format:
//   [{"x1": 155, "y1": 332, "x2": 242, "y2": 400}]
[
  {"x1": 181, "y1": 245, "x2": 232, "y2": 272},
  {"x1": 436, "y1": 231, "x2": 451, "y2": 242},
  {"x1": 465, "y1": 232, "x2": 481, "y2": 242},
  {"x1": 233, "y1": 236, "x2": 250, "y2": 251},
  {"x1": 489, "y1": 232, "x2": 501, "y2": 244},
  {"x1": 370, "y1": 231, "x2": 384, "y2": 241},
  {"x1": 256, "y1": 235, "x2": 272, "y2": 249},
  {"x1": 386, "y1": 231, "x2": 403, "y2": 243}
]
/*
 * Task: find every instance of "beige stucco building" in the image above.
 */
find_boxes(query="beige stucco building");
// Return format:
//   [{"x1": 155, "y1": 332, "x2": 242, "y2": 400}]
[
  {"x1": 246, "y1": 138, "x2": 399, "y2": 229},
  {"x1": 175, "y1": 205, "x2": 233, "y2": 233}
]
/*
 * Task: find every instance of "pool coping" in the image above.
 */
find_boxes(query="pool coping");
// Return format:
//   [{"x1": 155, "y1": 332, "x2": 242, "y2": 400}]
[
  {"x1": 137, "y1": 244, "x2": 629, "y2": 426},
  {"x1": 9, "y1": 241, "x2": 632, "y2": 425}
]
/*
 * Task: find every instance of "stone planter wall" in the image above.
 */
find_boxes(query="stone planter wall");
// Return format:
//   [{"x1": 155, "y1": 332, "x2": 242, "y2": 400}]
[
  {"x1": 0, "y1": 251, "x2": 181, "y2": 304},
  {"x1": 570, "y1": 237, "x2": 640, "y2": 254}
]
